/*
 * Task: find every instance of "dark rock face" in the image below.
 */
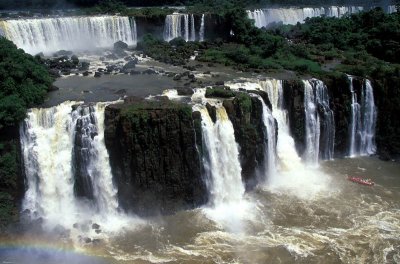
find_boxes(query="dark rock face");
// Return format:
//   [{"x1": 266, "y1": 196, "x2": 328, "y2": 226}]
[
  {"x1": 372, "y1": 76, "x2": 400, "y2": 160},
  {"x1": 323, "y1": 74, "x2": 353, "y2": 157},
  {"x1": 104, "y1": 98, "x2": 207, "y2": 216},
  {"x1": 223, "y1": 92, "x2": 267, "y2": 190},
  {"x1": 283, "y1": 80, "x2": 306, "y2": 156}
]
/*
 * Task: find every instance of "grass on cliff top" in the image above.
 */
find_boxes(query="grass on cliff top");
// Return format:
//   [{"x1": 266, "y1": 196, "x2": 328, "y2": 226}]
[{"x1": 121, "y1": 100, "x2": 193, "y2": 123}]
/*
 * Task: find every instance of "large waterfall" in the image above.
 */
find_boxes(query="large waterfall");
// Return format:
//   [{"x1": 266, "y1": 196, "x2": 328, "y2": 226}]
[
  {"x1": 164, "y1": 13, "x2": 202, "y2": 42},
  {"x1": 20, "y1": 101, "x2": 120, "y2": 228},
  {"x1": 303, "y1": 79, "x2": 335, "y2": 164},
  {"x1": 247, "y1": 6, "x2": 364, "y2": 28},
  {"x1": 348, "y1": 77, "x2": 377, "y2": 157},
  {"x1": 197, "y1": 105, "x2": 244, "y2": 207},
  {"x1": 0, "y1": 16, "x2": 137, "y2": 55}
]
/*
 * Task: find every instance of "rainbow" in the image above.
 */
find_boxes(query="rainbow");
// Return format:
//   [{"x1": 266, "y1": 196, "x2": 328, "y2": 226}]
[{"x1": 0, "y1": 235, "x2": 109, "y2": 264}]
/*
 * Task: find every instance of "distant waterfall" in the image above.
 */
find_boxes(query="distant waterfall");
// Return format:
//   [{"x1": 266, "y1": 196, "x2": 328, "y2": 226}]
[
  {"x1": 164, "y1": 13, "x2": 199, "y2": 42},
  {"x1": 199, "y1": 14, "x2": 205, "y2": 41},
  {"x1": 0, "y1": 16, "x2": 137, "y2": 55},
  {"x1": 348, "y1": 77, "x2": 377, "y2": 157},
  {"x1": 197, "y1": 105, "x2": 244, "y2": 207},
  {"x1": 303, "y1": 79, "x2": 335, "y2": 164},
  {"x1": 247, "y1": 6, "x2": 363, "y2": 28},
  {"x1": 20, "y1": 101, "x2": 119, "y2": 228}
]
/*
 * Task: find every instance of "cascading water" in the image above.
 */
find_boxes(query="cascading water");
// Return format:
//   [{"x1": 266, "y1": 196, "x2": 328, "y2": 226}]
[
  {"x1": 164, "y1": 13, "x2": 200, "y2": 42},
  {"x1": 199, "y1": 14, "x2": 205, "y2": 41},
  {"x1": 0, "y1": 16, "x2": 137, "y2": 55},
  {"x1": 197, "y1": 105, "x2": 244, "y2": 207},
  {"x1": 247, "y1": 6, "x2": 363, "y2": 28},
  {"x1": 20, "y1": 101, "x2": 119, "y2": 228},
  {"x1": 303, "y1": 79, "x2": 335, "y2": 165},
  {"x1": 348, "y1": 77, "x2": 377, "y2": 157},
  {"x1": 254, "y1": 95, "x2": 277, "y2": 180}
]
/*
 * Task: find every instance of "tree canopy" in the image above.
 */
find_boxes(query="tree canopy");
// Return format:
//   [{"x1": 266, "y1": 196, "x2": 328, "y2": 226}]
[{"x1": 0, "y1": 37, "x2": 52, "y2": 129}]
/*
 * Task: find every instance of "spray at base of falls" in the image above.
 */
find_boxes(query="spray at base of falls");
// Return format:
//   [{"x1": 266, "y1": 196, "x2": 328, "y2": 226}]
[
  {"x1": 194, "y1": 103, "x2": 254, "y2": 231},
  {"x1": 20, "y1": 101, "x2": 135, "y2": 233},
  {"x1": 226, "y1": 79, "x2": 334, "y2": 199},
  {"x1": 348, "y1": 76, "x2": 377, "y2": 157},
  {"x1": 0, "y1": 16, "x2": 137, "y2": 55}
]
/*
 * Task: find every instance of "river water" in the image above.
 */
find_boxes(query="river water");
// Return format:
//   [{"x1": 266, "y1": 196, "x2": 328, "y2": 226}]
[{"x1": 3, "y1": 157, "x2": 397, "y2": 264}]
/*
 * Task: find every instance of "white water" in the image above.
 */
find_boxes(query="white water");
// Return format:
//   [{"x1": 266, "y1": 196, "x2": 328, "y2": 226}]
[
  {"x1": 20, "y1": 101, "x2": 121, "y2": 230},
  {"x1": 255, "y1": 95, "x2": 277, "y2": 180},
  {"x1": 303, "y1": 79, "x2": 335, "y2": 165},
  {"x1": 197, "y1": 105, "x2": 244, "y2": 207},
  {"x1": 247, "y1": 6, "x2": 364, "y2": 28},
  {"x1": 226, "y1": 79, "x2": 333, "y2": 198},
  {"x1": 164, "y1": 13, "x2": 200, "y2": 42},
  {"x1": 0, "y1": 16, "x2": 137, "y2": 55},
  {"x1": 199, "y1": 14, "x2": 205, "y2": 41},
  {"x1": 348, "y1": 77, "x2": 377, "y2": 157}
]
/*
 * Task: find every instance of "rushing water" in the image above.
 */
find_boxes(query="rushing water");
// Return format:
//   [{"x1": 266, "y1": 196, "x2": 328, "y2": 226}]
[
  {"x1": 303, "y1": 79, "x2": 335, "y2": 165},
  {"x1": 247, "y1": 6, "x2": 364, "y2": 28},
  {"x1": 348, "y1": 77, "x2": 377, "y2": 157},
  {"x1": 0, "y1": 16, "x2": 137, "y2": 55},
  {"x1": 164, "y1": 13, "x2": 198, "y2": 42},
  {"x1": 20, "y1": 101, "x2": 127, "y2": 232},
  {"x1": 8, "y1": 79, "x2": 397, "y2": 264},
  {"x1": 7, "y1": 156, "x2": 398, "y2": 264}
]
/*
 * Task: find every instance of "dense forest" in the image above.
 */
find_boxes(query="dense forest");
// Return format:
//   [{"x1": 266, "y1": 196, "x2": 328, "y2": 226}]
[{"x1": 0, "y1": 38, "x2": 53, "y2": 229}]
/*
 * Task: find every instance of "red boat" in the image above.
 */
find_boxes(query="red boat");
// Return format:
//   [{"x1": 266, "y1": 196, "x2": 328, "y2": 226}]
[{"x1": 347, "y1": 176, "x2": 374, "y2": 186}]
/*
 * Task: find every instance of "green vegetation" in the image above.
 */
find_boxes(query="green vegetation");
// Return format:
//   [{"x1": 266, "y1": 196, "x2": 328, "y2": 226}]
[
  {"x1": 0, "y1": 38, "x2": 53, "y2": 129},
  {"x1": 0, "y1": 37, "x2": 53, "y2": 230},
  {"x1": 205, "y1": 87, "x2": 236, "y2": 98}
]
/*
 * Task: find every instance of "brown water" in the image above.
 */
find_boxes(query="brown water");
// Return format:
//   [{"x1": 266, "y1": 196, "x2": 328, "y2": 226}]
[
  {"x1": 1, "y1": 158, "x2": 399, "y2": 264},
  {"x1": 85, "y1": 157, "x2": 399, "y2": 264}
]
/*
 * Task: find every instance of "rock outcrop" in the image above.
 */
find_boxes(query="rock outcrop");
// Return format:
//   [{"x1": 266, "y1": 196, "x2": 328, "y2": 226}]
[
  {"x1": 222, "y1": 92, "x2": 268, "y2": 190},
  {"x1": 104, "y1": 97, "x2": 207, "y2": 216}
]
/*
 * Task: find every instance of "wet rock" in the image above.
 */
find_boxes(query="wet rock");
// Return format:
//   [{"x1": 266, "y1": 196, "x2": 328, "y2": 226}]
[
  {"x1": 82, "y1": 71, "x2": 90, "y2": 76},
  {"x1": 129, "y1": 70, "x2": 141, "y2": 75},
  {"x1": 49, "y1": 85, "x2": 59, "y2": 92},
  {"x1": 84, "y1": 237, "x2": 92, "y2": 243},
  {"x1": 92, "y1": 223, "x2": 100, "y2": 229},
  {"x1": 122, "y1": 60, "x2": 136, "y2": 71},
  {"x1": 104, "y1": 100, "x2": 207, "y2": 216},
  {"x1": 143, "y1": 68, "x2": 157, "y2": 75},
  {"x1": 173, "y1": 74, "x2": 182, "y2": 81},
  {"x1": 79, "y1": 62, "x2": 90, "y2": 71},
  {"x1": 177, "y1": 88, "x2": 194, "y2": 96},
  {"x1": 115, "y1": 89, "x2": 126, "y2": 95},
  {"x1": 105, "y1": 53, "x2": 118, "y2": 60},
  {"x1": 94, "y1": 72, "x2": 102, "y2": 78},
  {"x1": 114, "y1": 40, "x2": 128, "y2": 50}
]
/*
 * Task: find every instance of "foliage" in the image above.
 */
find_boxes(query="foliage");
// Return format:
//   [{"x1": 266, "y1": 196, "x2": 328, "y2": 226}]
[{"x1": 0, "y1": 37, "x2": 53, "y2": 129}]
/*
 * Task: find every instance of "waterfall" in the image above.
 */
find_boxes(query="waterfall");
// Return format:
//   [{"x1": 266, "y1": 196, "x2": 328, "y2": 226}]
[
  {"x1": 20, "y1": 101, "x2": 119, "y2": 228},
  {"x1": 197, "y1": 105, "x2": 244, "y2": 207},
  {"x1": 255, "y1": 95, "x2": 277, "y2": 179},
  {"x1": 348, "y1": 77, "x2": 377, "y2": 157},
  {"x1": 258, "y1": 80, "x2": 303, "y2": 172},
  {"x1": 247, "y1": 6, "x2": 364, "y2": 28},
  {"x1": 164, "y1": 13, "x2": 199, "y2": 42},
  {"x1": 303, "y1": 79, "x2": 335, "y2": 164},
  {"x1": 0, "y1": 16, "x2": 137, "y2": 55},
  {"x1": 199, "y1": 14, "x2": 205, "y2": 41},
  {"x1": 190, "y1": 14, "x2": 196, "y2": 41}
]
